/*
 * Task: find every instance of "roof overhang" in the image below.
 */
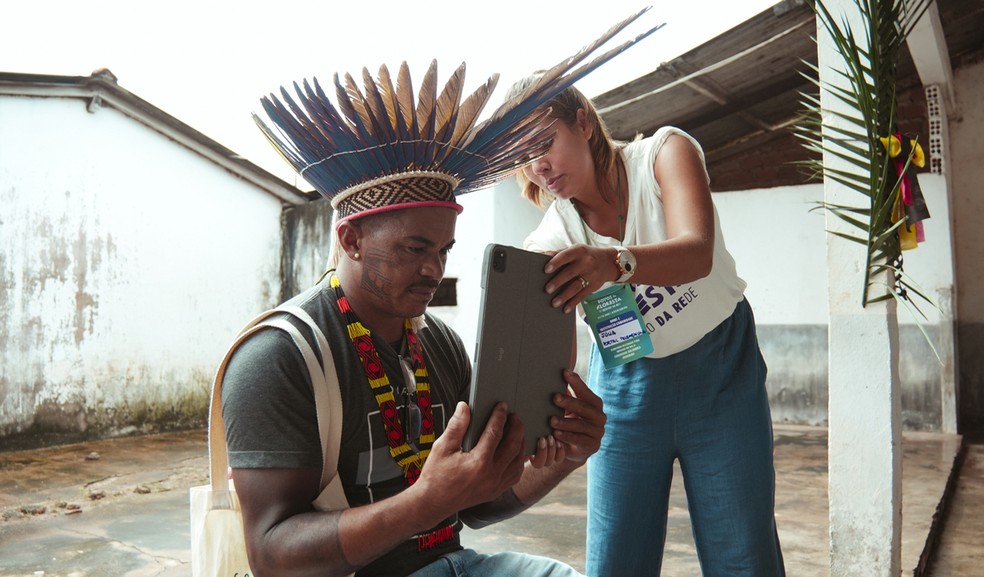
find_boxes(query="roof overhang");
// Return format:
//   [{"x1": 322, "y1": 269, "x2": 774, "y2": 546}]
[
  {"x1": 0, "y1": 70, "x2": 314, "y2": 206},
  {"x1": 593, "y1": 0, "x2": 984, "y2": 171}
]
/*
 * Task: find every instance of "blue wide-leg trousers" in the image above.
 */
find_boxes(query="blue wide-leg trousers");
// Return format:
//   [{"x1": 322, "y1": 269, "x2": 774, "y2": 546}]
[{"x1": 585, "y1": 299, "x2": 785, "y2": 577}]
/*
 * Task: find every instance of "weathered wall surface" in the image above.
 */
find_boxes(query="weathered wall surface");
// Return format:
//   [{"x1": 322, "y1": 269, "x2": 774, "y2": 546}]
[
  {"x1": 949, "y1": 57, "x2": 984, "y2": 438},
  {"x1": 758, "y1": 324, "x2": 943, "y2": 431},
  {"x1": 282, "y1": 197, "x2": 334, "y2": 299},
  {"x1": 0, "y1": 95, "x2": 285, "y2": 446}
]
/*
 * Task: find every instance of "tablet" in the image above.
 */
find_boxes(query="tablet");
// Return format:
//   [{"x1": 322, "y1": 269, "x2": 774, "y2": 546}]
[{"x1": 462, "y1": 244, "x2": 575, "y2": 455}]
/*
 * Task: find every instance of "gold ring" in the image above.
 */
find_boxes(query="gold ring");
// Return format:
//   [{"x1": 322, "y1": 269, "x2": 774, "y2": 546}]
[{"x1": 578, "y1": 276, "x2": 588, "y2": 289}]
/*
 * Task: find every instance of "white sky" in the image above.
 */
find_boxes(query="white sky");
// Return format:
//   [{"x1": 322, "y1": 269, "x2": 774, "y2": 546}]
[{"x1": 4, "y1": 0, "x2": 778, "y2": 183}]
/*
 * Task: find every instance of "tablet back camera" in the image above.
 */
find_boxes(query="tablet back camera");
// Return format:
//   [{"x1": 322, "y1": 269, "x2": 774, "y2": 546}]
[{"x1": 492, "y1": 248, "x2": 507, "y2": 273}]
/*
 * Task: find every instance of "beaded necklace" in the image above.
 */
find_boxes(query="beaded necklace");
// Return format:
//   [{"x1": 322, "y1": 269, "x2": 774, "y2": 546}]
[{"x1": 329, "y1": 274, "x2": 434, "y2": 485}]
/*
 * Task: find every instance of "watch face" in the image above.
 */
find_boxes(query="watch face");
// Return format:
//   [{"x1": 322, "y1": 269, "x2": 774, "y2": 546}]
[{"x1": 617, "y1": 249, "x2": 636, "y2": 280}]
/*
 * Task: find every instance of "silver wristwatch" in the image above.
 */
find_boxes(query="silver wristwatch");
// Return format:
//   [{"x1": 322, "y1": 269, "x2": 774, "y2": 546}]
[{"x1": 614, "y1": 246, "x2": 637, "y2": 283}]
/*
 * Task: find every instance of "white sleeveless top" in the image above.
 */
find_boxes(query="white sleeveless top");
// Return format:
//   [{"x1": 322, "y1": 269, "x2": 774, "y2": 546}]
[{"x1": 524, "y1": 126, "x2": 746, "y2": 358}]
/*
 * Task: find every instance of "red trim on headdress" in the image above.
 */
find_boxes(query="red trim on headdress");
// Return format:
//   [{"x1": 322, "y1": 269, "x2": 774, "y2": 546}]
[{"x1": 335, "y1": 200, "x2": 465, "y2": 226}]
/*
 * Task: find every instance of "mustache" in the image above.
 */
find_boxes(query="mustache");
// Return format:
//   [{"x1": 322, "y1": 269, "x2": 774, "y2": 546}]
[{"x1": 411, "y1": 279, "x2": 441, "y2": 290}]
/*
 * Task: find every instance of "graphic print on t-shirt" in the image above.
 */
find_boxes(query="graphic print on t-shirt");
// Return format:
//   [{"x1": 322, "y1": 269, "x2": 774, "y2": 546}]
[
  {"x1": 354, "y1": 401, "x2": 450, "y2": 497},
  {"x1": 634, "y1": 284, "x2": 701, "y2": 334}
]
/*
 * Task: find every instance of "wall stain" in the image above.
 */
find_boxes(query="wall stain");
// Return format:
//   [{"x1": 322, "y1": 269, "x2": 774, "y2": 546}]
[
  {"x1": 0, "y1": 368, "x2": 211, "y2": 450},
  {"x1": 72, "y1": 220, "x2": 97, "y2": 345}
]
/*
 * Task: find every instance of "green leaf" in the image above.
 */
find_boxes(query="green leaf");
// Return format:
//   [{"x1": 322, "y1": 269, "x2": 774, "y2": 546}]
[
  {"x1": 826, "y1": 230, "x2": 868, "y2": 245},
  {"x1": 794, "y1": 0, "x2": 939, "y2": 315}
]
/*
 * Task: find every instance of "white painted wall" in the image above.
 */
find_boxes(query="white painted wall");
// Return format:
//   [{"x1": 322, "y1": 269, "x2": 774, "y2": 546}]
[
  {"x1": 715, "y1": 175, "x2": 953, "y2": 327},
  {"x1": 0, "y1": 95, "x2": 285, "y2": 437},
  {"x1": 714, "y1": 184, "x2": 829, "y2": 325}
]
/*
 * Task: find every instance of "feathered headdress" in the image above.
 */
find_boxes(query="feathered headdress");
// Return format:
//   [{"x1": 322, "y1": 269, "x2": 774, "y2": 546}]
[{"x1": 254, "y1": 7, "x2": 662, "y2": 223}]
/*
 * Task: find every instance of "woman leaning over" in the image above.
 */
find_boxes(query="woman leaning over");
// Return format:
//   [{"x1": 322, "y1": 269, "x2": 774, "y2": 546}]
[{"x1": 511, "y1": 76, "x2": 786, "y2": 577}]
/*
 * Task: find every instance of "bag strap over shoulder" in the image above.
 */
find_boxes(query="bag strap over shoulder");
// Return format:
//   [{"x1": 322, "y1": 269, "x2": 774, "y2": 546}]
[
  {"x1": 277, "y1": 305, "x2": 347, "y2": 510},
  {"x1": 207, "y1": 304, "x2": 347, "y2": 510}
]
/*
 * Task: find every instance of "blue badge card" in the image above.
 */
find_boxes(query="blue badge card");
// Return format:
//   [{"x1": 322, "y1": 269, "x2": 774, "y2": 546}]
[{"x1": 582, "y1": 283, "x2": 653, "y2": 368}]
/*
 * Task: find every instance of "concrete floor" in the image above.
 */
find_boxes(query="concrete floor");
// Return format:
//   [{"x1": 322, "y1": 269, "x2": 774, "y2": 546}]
[
  {"x1": 462, "y1": 426, "x2": 973, "y2": 576},
  {"x1": 0, "y1": 426, "x2": 979, "y2": 576},
  {"x1": 924, "y1": 442, "x2": 984, "y2": 577}
]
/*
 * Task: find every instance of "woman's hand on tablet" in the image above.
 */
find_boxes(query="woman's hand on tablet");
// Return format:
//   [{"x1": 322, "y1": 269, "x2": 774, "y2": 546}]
[
  {"x1": 550, "y1": 370, "x2": 606, "y2": 463},
  {"x1": 528, "y1": 434, "x2": 567, "y2": 468}
]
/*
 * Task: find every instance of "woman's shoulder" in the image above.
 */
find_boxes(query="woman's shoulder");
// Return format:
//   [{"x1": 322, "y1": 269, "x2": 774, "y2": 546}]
[
  {"x1": 623, "y1": 127, "x2": 706, "y2": 172},
  {"x1": 623, "y1": 127, "x2": 697, "y2": 152}
]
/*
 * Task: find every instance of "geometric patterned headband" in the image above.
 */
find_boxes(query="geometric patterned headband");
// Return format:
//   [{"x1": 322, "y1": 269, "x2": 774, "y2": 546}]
[{"x1": 254, "y1": 8, "x2": 663, "y2": 222}]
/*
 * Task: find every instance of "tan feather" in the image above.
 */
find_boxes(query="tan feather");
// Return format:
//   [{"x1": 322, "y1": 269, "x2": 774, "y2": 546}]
[
  {"x1": 346, "y1": 71, "x2": 374, "y2": 139},
  {"x1": 432, "y1": 62, "x2": 466, "y2": 146},
  {"x1": 448, "y1": 73, "x2": 499, "y2": 150},
  {"x1": 333, "y1": 72, "x2": 369, "y2": 142},
  {"x1": 396, "y1": 62, "x2": 416, "y2": 139},
  {"x1": 376, "y1": 64, "x2": 404, "y2": 138},
  {"x1": 415, "y1": 60, "x2": 438, "y2": 141},
  {"x1": 361, "y1": 66, "x2": 395, "y2": 143}
]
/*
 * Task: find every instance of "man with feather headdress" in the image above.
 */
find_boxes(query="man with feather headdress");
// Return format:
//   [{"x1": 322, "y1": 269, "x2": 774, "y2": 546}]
[{"x1": 219, "y1": 10, "x2": 660, "y2": 576}]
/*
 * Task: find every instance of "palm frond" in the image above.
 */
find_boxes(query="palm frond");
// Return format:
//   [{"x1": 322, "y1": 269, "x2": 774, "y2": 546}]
[
  {"x1": 827, "y1": 229, "x2": 869, "y2": 245},
  {"x1": 826, "y1": 205, "x2": 874, "y2": 231},
  {"x1": 793, "y1": 0, "x2": 934, "y2": 311}
]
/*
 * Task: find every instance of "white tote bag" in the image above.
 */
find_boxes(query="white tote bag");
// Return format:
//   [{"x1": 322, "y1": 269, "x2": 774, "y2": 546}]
[{"x1": 190, "y1": 305, "x2": 348, "y2": 576}]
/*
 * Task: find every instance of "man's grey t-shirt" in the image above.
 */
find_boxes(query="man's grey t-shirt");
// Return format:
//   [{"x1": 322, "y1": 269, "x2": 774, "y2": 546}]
[{"x1": 222, "y1": 279, "x2": 472, "y2": 576}]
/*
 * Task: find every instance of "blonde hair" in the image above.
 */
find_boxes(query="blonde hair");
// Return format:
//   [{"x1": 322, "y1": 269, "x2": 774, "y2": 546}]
[{"x1": 506, "y1": 73, "x2": 624, "y2": 208}]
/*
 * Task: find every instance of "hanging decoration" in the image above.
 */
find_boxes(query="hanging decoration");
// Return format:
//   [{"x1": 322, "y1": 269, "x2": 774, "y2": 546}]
[{"x1": 882, "y1": 132, "x2": 930, "y2": 251}]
